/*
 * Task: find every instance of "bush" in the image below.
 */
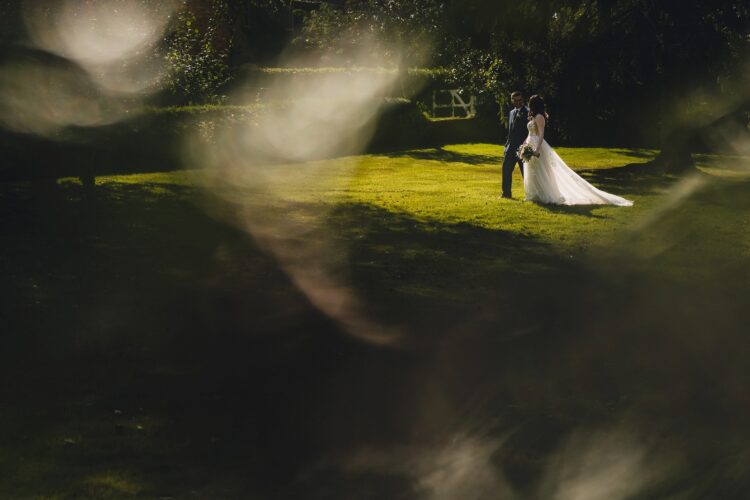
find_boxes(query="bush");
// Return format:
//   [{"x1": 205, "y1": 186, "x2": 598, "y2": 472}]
[{"x1": 368, "y1": 99, "x2": 431, "y2": 150}]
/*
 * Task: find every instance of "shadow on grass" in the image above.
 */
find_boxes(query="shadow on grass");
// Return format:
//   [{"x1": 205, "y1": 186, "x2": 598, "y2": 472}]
[
  {"x1": 321, "y1": 201, "x2": 581, "y2": 338},
  {"x1": 530, "y1": 202, "x2": 607, "y2": 218},
  {"x1": 0, "y1": 178, "x2": 578, "y2": 497},
  {"x1": 613, "y1": 148, "x2": 657, "y2": 159},
  {"x1": 1, "y1": 177, "x2": 580, "y2": 363},
  {"x1": 578, "y1": 161, "x2": 682, "y2": 195},
  {"x1": 380, "y1": 146, "x2": 502, "y2": 165},
  {"x1": 3, "y1": 177, "x2": 750, "y2": 498}
]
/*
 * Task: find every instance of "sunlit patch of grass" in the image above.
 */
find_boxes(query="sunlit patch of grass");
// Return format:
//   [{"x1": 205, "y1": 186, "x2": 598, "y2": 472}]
[
  {"x1": 73, "y1": 144, "x2": 723, "y2": 259},
  {"x1": 95, "y1": 171, "x2": 200, "y2": 187},
  {"x1": 426, "y1": 115, "x2": 475, "y2": 122},
  {"x1": 552, "y1": 146, "x2": 658, "y2": 169},
  {"x1": 219, "y1": 144, "x2": 748, "y2": 288},
  {"x1": 58, "y1": 171, "x2": 200, "y2": 187},
  {"x1": 253, "y1": 144, "x2": 659, "y2": 254},
  {"x1": 40, "y1": 144, "x2": 750, "y2": 265}
]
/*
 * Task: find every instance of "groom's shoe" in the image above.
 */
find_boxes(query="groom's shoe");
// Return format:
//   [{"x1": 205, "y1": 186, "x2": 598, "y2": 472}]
[{"x1": 500, "y1": 193, "x2": 512, "y2": 199}]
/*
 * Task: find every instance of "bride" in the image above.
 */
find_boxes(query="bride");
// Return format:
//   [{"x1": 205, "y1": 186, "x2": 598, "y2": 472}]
[{"x1": 522, "y1": 95, "x2": 633, "y2": 206}]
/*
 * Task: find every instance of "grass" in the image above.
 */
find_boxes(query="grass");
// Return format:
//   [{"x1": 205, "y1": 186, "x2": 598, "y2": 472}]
[{"x1": 2, "y1": 144, "x2": 750, "y2": 498}]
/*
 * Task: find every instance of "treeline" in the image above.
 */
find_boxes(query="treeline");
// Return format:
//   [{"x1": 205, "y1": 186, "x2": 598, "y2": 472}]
[
  {"x1": 1, "y1": 0, "x2": 748, "y2": 173},
  {"x1": 163, "y1": 0, "x2": 750, "y2": 160}
]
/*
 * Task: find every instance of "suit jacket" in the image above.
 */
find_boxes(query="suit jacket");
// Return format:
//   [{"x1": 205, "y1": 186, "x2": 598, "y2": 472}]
[{"x1": 505, "y1": 106, "x2": 529, "y2": 150}]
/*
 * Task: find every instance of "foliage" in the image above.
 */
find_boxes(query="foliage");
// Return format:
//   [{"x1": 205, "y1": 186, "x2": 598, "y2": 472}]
[
  {"x1": 449, "y1": 0, "x2": 750, "y2": 152},
  {"x1": 235, "y1": 65, "x2": 451, "y2": 105},
  {"x1": 444, "y1": 48, "x2": 507, "y2": 119},
  {"x1": 164, "y1": 0, "x2": 234, "y2": 103},
  {"x1": 290, "y1": 0, "x2": 749, "y2": 152},
  {"x1": 294, "y1": 0, "x2": 450, "y2": 67},
  {"x1": 41, "y1": 0, "x2": 741, "y2": 152}
]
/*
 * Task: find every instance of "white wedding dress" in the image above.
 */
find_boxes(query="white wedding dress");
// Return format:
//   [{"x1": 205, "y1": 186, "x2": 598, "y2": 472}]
[{"x1": 523, "y1": 117, "x2": 633, "y2": 206}]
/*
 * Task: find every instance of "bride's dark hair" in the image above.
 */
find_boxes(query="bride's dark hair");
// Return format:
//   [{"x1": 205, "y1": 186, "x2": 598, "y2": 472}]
[{"x1": 527, "y1": 95, "x2": 549, "y2": 121}]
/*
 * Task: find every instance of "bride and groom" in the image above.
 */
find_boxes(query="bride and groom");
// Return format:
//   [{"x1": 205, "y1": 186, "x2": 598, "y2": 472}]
[{"x1": 502, "y1": 91, "x2": 633, "y2": 206}]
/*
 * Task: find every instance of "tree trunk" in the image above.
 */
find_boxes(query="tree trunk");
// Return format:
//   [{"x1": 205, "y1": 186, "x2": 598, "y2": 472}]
[{"x1": 653, "y1": 126, "x2": 696, "y2": 173}]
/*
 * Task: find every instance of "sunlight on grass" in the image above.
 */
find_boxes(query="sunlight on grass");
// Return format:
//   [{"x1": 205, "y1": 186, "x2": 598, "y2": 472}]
[
  {"x1": 267, "y1": 144, "x2": 660, "y2": 252},
  {"x1": 59, "y1": 171, "x2": 199, "y2": 188},
  {"x1": 63, "y1": 144, "x2": 747, "y2": 259},
  {"x1": 552, "y1": 146, "x2": 657, "y2": 169}
]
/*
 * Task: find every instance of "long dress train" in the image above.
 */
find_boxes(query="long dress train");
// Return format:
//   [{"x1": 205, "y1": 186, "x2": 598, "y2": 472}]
[{"x1": 523, "y1": 118, "x2": 633, "y2": 206}]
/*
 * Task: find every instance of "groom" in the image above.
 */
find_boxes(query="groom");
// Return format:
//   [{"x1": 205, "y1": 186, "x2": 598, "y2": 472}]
[{"x1": 501, "y1": 91, "x2": 528, "y2": 199}]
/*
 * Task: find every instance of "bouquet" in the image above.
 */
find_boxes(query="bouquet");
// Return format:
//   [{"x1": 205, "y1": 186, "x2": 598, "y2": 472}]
[{"x1": 516, "y1": 144, "x2": 535, "y2": 162}]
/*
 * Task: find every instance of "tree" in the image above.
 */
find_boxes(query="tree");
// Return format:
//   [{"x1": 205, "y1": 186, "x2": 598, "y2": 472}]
[
  {"x1": 292, "y1": 0, "x2": 449, "y2": 67},
  {"x1": 164, "y1": 0, "x2": 234, "y2": 103},
  {"x1": 448, "y1": 0, "x2": 750, "y2": 171}
]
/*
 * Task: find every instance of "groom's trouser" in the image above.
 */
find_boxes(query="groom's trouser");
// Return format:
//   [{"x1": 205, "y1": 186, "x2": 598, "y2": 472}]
[{"x1": 502, "y1": 148, "x2": 524, "y2": 197}]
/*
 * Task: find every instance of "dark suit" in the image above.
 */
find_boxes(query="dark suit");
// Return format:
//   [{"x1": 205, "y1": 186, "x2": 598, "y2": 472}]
[{"x1": 502, "y1": 106, "x2": 528, "y2": 197}]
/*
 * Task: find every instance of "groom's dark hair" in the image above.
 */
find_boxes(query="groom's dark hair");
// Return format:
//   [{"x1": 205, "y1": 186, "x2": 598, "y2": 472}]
[{"x1": 510, "y1": 91, "x2": 523, "y2": 98}]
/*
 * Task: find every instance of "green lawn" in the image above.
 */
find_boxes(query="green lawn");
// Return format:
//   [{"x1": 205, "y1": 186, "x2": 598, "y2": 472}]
[{"x1": 2, "y1": 144, "x2": 750, "y2": 499}]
